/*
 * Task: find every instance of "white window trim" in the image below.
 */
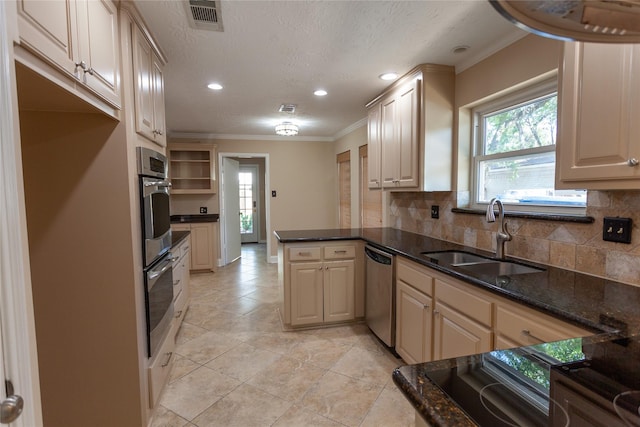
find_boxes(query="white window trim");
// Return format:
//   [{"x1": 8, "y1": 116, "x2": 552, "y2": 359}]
[{"x1": 470, "y1": 78, "x2": 586, "y2": 215}]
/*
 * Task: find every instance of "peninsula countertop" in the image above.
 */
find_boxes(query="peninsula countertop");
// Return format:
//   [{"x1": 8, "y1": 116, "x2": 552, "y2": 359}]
[{"x1": 275, "y1": 227, "x2": 640, "y2": 426}]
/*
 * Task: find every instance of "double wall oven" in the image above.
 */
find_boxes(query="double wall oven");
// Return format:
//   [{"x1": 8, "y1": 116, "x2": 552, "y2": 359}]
[{"x1": 137, "y1": 147, "x2": 173, "y2": 358}]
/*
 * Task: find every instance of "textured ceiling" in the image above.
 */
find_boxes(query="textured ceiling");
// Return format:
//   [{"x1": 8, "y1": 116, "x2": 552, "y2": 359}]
[{"x1": 134, "y1": 0, "x2": 526, "y2": 140}]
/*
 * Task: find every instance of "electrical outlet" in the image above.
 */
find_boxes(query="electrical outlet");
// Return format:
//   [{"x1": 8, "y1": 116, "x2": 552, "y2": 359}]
[
  {"x1": 603, "y1": 217, "x2": 632, "y2": 243},
  {"x1": 200, "y1": 207, "x2": 207, "y2": 214},
  {"x1": 431, "y1": 205, "x2": 439, "y2": 219},
  {"x1": 272, "y1": 190, "x2": 277, "y2": 197}
]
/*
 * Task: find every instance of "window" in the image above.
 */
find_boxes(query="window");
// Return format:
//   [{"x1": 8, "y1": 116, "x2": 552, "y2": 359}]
[{"x1": 472, "y1": 80, "x2": 586, "y2": 213}]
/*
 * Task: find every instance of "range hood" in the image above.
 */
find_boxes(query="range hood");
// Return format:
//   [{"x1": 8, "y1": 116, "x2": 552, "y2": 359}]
[{"x1": 490, "y1": 0, "x2": 640, "y2": 43}]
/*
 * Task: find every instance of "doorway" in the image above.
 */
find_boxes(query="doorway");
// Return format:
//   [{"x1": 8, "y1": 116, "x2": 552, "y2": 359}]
[{"x1": 219, "y1": 153, "x2": 270, "y2": 265}]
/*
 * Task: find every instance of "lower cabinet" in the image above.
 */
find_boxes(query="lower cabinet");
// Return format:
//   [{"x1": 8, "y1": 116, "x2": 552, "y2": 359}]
[
  {"x1": 171, "y1": 222, "x2": 217, "y2": 271},
  {"x1": 171, "y1": 235, "x2": 190, "y2": 338},
  {"x1": 395, "y1": 257, "x2": 592, "y2": 365},
  {"x1": 147, "y1": 328, "x2": 175, "y2": 408},
  {"x1": 282, "y1": 241, "x2": 363, "y2": 327}
]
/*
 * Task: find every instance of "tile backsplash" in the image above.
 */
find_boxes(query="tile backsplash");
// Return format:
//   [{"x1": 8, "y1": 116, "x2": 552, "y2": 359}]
[{"x1": 389, "y1": 190, "x2": 640, "y2": 287}]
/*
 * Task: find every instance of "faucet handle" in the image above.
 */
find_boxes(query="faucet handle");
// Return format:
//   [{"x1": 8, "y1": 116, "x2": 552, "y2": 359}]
[{"x1": 503, "y1": 221, "x2": 513, "y2": 240}]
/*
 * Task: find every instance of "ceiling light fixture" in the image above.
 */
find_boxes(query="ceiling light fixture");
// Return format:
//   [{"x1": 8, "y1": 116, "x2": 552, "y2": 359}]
[
  {"x1": 452, "y1": 45, "x2": 470, "y2": 54},
  {"x1": 207, "y1": 83, "x2": 223, "y2": 90},
  {"x1": 314, "y1": 89, "x2": 328, "y2": 96},
  {"x1": 275, "y1": 122, "x2": 298, "y2": 136},
  {"x1": 379, "y1": 72, "x2": 398, "y2": 81}
]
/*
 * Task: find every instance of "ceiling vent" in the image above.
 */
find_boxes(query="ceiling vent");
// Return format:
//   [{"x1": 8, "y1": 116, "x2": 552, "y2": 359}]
[
  {"x1": 278, "y1": 104, "x2": 297, "y2": 114},
  {"x1": 185, "y1": 0, "x2": 223, "y2": 32}
]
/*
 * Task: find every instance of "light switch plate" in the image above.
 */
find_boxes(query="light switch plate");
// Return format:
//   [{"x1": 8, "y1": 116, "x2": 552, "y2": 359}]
[
  {"x1": 431, "y1": 205, "x2": 439, "y2": 219},
  {"x1": 603, "y1": 217, "x2": 632, "y2": 244}
]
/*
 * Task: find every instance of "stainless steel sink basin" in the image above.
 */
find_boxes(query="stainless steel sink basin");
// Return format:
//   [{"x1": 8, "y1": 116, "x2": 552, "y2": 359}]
[
  {"x1": 457, "y1": 260, "x2": 544, "y2": 276},
  {"x1": 421, "y1": 251, "x2": 491, "y2": 265},
  {"x1": 422, "y1": 250, "x2": 544, "y2": 276}
]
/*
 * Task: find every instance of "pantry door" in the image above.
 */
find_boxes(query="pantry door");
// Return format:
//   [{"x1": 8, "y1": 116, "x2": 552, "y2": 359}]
[{"x1": 0, "y1": 2, "x2": 43, "y2": 425}]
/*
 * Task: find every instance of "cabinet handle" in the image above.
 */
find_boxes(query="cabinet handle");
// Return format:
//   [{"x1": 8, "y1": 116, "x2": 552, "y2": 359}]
[
  {"x1": 153, "y1": 129, "x2": 164, "y2": 136},
  {"x1": 423, "y1": 304, "x2": 429, "y2": 309},
  {"x1": 174, "y1": 310, "x2": 182, "y2": 318},
  {"x1": 333, "y1": 250, "x2": 347, "y2": 254},
  {"x1": 173, "y1": 280, "x2": 180, "y2": 287},
  {"x1": 433, "y1": 310, "x2": 439, "y2": 315},
  {"x1": 521, "y1": 329, "x2": 544, "y2": 343},
  {"x1": 161, "y1": 352, "x2": 173, "y2": 368},
  {"x1": 298, "y1": 251, "x2": 311, "y2": 256},
  {"x1": 628, "y1": 158, "x2": 639, "y2": 166},
  {"x1": 75, "y1": 61, "x2": 87, "y2": 72}
]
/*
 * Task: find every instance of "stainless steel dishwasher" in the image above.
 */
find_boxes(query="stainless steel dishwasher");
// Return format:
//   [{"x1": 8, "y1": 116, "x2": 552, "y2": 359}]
[{"x1": 365, "y1": 244, "x2": 395, "y2": 347}]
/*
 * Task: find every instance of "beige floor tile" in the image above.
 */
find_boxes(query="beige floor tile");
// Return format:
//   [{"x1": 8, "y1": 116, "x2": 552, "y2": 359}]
[
  {"x1": 150, "y1": 405, "x2": 190, "y2": 427},
  {"x1": 300, "y1": 371, "x2": 384, "y2": 427},
  {"x1": 159, "y1": 366, "x2": 241, "y2": 420},
  {"x1": 360, "y1": 385, "x2": 415, "y2": 427},
  {"x1": 287, "y1": 336, "x2": 352, "y2": 370},
  {"x1": 169, "y1": 354, "x2": 201, "y2": 384},
  {"x1": 176, "y1": 330, "x2": 243, "y2": 364},
  {"x1": 330, "y1": 346, "x2": 401, "y2": 386},
  {"x1": 204, "y1": 342, "x2": 281, "y2": 382},
  {"x1": 272, "y1": 404, "x2": 346, "y2": 427},
  {"x1": 175, "y1": 321, "x2": 209, "y2": 346},
  {"x1": 247, "y1": 355, "x2": 327, "y2": 402},
  {"x1": 191, "y1": 383, "x2": 292, "y2": 427},
  {"x1": 249, "y1": 331, "x2": 316, "y2": 355}
]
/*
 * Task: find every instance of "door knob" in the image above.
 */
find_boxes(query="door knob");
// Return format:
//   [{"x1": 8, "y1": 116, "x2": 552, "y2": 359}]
[{"x1": 0, "y1": 381, "x2": 23, "y2": 424}]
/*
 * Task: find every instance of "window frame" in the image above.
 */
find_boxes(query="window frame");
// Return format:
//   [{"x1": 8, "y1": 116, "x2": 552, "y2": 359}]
[{"x1": 470, "y1": 78, "x2": 586, "y2": 215}]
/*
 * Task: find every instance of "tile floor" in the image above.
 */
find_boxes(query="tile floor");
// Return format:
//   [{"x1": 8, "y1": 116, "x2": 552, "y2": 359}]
[{"x1": 152, "y1": 243, "x2": 416, "y2": 427}]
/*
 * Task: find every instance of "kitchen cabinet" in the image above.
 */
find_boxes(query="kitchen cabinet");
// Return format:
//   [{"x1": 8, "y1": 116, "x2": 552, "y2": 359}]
[
  {"x1": 433, "y1": 278, "x2": 493, "y2": 360},
  {"x1": 395, "y1": 258, "x2": 434, "y2": 364},
  {"x1": 16, "y1": 0, "x2": 121, "y2": 108},
  {"x1": 132, "y1": 23, "x2": 167, "y2": 146},
  {"x1": 147, "y1": 326, "x2": 175, "y2": 408},
  {"x1": 557, "y1": 42, "x2": 640, "y2": 189},
  {"x1": 366, "y1": 64, "x2": 454, "y2": 191},
  {"x1": 281, "y1": 241, "x2": 364, "y2": 327},
  {"x1": 171, "y1": 235, "x2": 190, "y2": 338},
  {"x1": 168, "y1": 143, "x2": 218, "y2": 194},
  {"x1": 495, "y1": 300, "x2": 591, "y2": 349},
  {"x1": 171, "y1": 223, "x2": 217, "y2": 272}
]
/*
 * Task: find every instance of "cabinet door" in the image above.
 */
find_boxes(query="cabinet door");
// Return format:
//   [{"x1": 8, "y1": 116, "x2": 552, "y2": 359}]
[
  {"x1": 557, "y1": 42, "x2": 640, "y2": 188},
  {"x1": 132, "y1": 25, "x2": 155, "y2": 141},
  {"x1": 190, "y1": 223, "x2": 214, "y2": 271},
  {"x1": 380, "y1": 95, "x2": 398, "y2": 187},
  {"x1": 151, "y1": 54, "x2": 167, "y2": 146},
  {"x1": 76, "y1": 0, "x2": 120, "y2": 107},
  {"x1": 367, "y1": 104, "x2": 382, "y2": 189},
  {"x1": 396, "y1": 79, "x2": 420, "y2": 188},
  {"x1": 433, "y1": 302, "x2": 492, "y2": 360},
  {"x1": 290, "y1": 262, "x2": 324, "y2": 326},
  {"x1": 323, "y1": 260, "x2": 355, "y2": 323},
  {"x1": 396, "y1": 280, "x2": 432, "y2": 364},
  {"x1": 17, "y1": 0, "x2": 78, "y2": 76}
]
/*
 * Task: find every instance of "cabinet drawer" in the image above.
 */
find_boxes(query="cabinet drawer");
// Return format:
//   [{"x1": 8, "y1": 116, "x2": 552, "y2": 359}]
[
  {"x1": 289, "y1": 247, "x2": 321, "y2": 261},
  {"x1": 148, "y1": 331, "x2": 175, "y2": 408},
  {"x1": 496, "y1": 304, "x2": 590, "y2": 347},
  {"x1": 180, "y1": 240, "x2": 190, "y2": 259},
  {"x1": 397, "y1": 259, "x2": 434, "y2": 296},
  {"x1": 323, "y1": 245, "x2": 356, "y2": 260},
  {"x1": 435, "y1": 279, "x2": 492, "y2": 326}
]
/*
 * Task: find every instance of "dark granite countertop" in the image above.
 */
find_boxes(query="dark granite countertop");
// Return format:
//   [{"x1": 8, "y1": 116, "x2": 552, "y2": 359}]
[
  {"x1": 170, "y1": 214, "x2": 219, "y2": 223},
  {"x1": 275, "y1": 227, "x2": 640, "y2": 427},
  {"x1": 171, "y1": 230, "x2": 190, "y2": 248}
]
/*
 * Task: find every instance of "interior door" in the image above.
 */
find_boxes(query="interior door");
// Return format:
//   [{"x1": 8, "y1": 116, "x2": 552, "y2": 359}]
[
  {"x1": 0, "y1": 2, "x2": 43, "y2": 424},
  {"x1": 222, "y1": 157, "x2": 241, "y2": 264},
  {"x1": 239, "y1": 165, "x2": 259, "y2": 243}
]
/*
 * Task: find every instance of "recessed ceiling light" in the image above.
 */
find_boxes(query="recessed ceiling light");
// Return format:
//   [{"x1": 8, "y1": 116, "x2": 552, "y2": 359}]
[
  {"x1": 452, "y1": 45, "x2": 470, "y2": 54},
  {"x1": 207, "y1": 83, "x2": 223, "y2": 90},
  {"x1": 379, "y1": 72, "x2": 398, "y2": 81},
  {"x1": 314, "y1": 89, "x2": 328, "y2": 96}
]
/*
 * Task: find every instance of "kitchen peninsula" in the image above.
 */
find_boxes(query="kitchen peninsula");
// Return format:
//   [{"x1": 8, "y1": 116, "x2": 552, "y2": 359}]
[{"x1": 275, "y1": 227, "x2": 640, "y2": 426}]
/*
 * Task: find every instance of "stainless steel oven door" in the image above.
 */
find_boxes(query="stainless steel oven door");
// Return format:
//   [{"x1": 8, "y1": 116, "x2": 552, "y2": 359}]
[
  {"x1": 145, "y1": 253, "x2": 174, "y2": 358},
  {"x1": 141, "y1": 176, "x2": 172, "y2": 266}
]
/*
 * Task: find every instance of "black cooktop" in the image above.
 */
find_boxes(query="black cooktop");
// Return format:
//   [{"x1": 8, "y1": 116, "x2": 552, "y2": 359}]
[{"x1": 424, "y1": 337, "x2": 640, "y2": 427}]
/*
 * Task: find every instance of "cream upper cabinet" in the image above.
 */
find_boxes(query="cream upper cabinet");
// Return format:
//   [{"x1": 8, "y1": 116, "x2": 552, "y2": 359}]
[
  {"x1": 168, "y1": 143, "x2": 218, "y2": 194},
  {"x1": 16, "y1": 0, "x2": 121, "y2": 108},
  {"x1": 367, "y1": 105, "x2": 382, "y2": 189},
  {"x1": 366, "y1": 64, "x2": 454, "y2": 192},
  {"x1": 132, "y1": 23, "x2": 166, "y2": 146},
  {"x1": 557, "y1": 42, "x2": 640, "y2": 189}
]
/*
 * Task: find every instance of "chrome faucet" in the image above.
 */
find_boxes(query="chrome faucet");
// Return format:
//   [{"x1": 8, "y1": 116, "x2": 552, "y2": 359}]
[{"x1": 486, "y1": 198, "x2": 512, "y2": 259}]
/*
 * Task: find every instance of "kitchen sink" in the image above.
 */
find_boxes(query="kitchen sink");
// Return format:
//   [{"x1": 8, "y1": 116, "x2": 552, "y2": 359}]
[
  {"x1": 422, "y1": 250, "x2": 545, "y2": 276},
  {"x1": 457, "y1": 260, "x2": 544, "y2": 276},
  {"x1": 421, "y1": 251, "x2": 491, "y2": 265}
]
